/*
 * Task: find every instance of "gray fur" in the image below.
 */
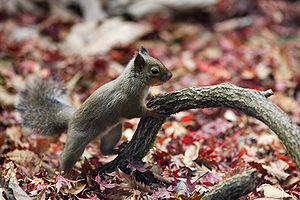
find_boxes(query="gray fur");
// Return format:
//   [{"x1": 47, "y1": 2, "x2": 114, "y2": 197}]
[
  {"x1": 15, "y1": 78, "x2": 76, "y2": 136},
  {"x1": 16, "y1": 47, "x2": 172, "y2": 172}
]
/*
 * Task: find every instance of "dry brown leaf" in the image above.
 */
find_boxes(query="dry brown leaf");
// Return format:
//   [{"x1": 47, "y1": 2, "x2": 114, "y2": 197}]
[
  {"x1": 0, "y1": 86, "x2": 16, "y2": 107},
  {"x1": 257, "y1": 184, "x2": 296, "y2": 199},
  {"x1": 241, "y1": 69, "x2": 256, "y2": 80},
  {"x1": 0, "y1": 131, "x2": 6, "y2": 147},
  {"x1": 224, "y1": 110, "x2": 237, "y2": 122},
  {"x1": 181, "y1": 142, "x2": 201, "y2": 170},
  {"x1": 262, "y1": 165, "x2": 290, "y2": 181},
  {"x1": 256, "y1": 62, "x2": 272, "y2": 80},
  {"x1": 272, "y1": 47, "x2": 293, "y2": 82},
  {"x1": 150, "y1": 165, "x2": 173, "y2": 184},
  {"x1": 118, "y1": 169, "x2": 153, "y2": 194},
  {"x1": 4, "y1": 162, "x2": 32, "y2": 200},
  {"x1": 255, "y1": 198, "x2": 292, "y2": 200},
  {"x1": 105, "y1": 188, "x2": 132, "y2": 200},
  {"x1": 221, "y1": 167, "x2": 249, "y2": 182},
  {"x1": 269, "y1": 93, "x2": 300, "y2": 114},
  {"x1": 181, "y1": 51, "x2": 197, "y2": 71},
  {"x1": 127, "y1": 0, "x2": 216, "y2": 19},
  {"x1": 61, "y1": 181, "x2": 86, "y2": 195},
  {"x1": 63, "y1": 18, "x2": 152, "y2": 56},
  {"x1": 257, "y1": 134, "x2": 282, "y2": 151},
  {"x1": 6, "y1": 150, "x2": 41, "y2": 176},
  {"x1": 7, "y1": 149, "x2": 39, "y2": 165},
  {"x1": 0, "y1": 188, "x2": 5, "y2": 200},
  {"x1": 283, "y1": 176, "x2": 300, "y2": 187},
  {"x1": 165, "y1": 121, "x2": 187, "y2": 137},
  {"x1": 123, "y1": 128, "x2": 134, "y2": 141},
  {"x1": 214, "y1": 16, "x2": 253, "y2": 32},
  {"x1": 271, "y1": 160, "x2": 289, "y2": 171},
  {"x1": 35, "y1": 137, "x2": 53, "y2": 153},
  {"x1": 6, "y1": 126, "x2": 22, "y2": 144},
  {"x1": 6, "y1": 149, "x2": 54, "y2": 175},
  {"x1": 32, "y1": 188, "x2": 46, "y2": 200}
]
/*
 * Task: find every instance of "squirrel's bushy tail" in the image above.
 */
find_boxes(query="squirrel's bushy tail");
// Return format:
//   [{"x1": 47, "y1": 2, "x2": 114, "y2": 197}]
[{"x1": 15, "y1": 78, "x2": 76, "y2": 136}]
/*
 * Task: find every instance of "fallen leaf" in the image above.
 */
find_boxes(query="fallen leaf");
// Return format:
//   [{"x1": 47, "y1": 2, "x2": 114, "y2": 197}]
[
  {"x1": 63, "y1": 18, "x2": 152, "y2": 56},
  {"x1": 0, "y1": 86, "x2": 16, "y2": 107},
  {"x1": 56, "y1": 175, "x2": 79, "y2": 193},
  {"x1": 182, "y1": 142, "x2": 201, "y2": 169},
  {"x1": 257, "y1": 133, "x2": 282, "y2": 151},
  {"x1": 6, "y1": 149, "x2": 53, "y2": 176},
  {"x1": 149, "y1": 187, "x2": 171, "y2": 200},
  {"x1": 262, "y1": 164, "x2": 290, "y2": 181},
  {"x1": 6, "y1": 126, "x2": 22, "y2": 143},
  {"x1": 5, "y1": 162, "x2": 32, "y2": 200},
  {"x1": 257, "y1": 184, "x2": 296, "y2": 199},
  {"x1": 165, "y1": 121, "x2": 187, "y2": 137},
  {"x1": 62, "y1": 181, "x2": 86, "y2": 195}
]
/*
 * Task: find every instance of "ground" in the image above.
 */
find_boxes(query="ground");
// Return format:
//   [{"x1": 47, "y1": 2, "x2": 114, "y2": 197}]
[{"x1": 0, "y1": 0, "x2": 299, "y2": 199}]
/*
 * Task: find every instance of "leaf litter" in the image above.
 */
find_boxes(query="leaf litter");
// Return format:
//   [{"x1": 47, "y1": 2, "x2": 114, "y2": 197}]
[{"x1": 0, "y1": 0, "x2": 300, "y2": 199}]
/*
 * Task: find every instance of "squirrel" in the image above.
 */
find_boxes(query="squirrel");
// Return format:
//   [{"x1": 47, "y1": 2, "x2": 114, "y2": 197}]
[{"x1": 15, "y1": 47, "x2": 172, "y2": 172}]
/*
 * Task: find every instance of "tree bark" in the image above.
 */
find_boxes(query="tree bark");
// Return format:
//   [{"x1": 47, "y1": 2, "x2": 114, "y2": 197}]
[
  {"x1": 98, "y1": 83, "x2": 300, "y2": 172},
  {"x1": 201, "y1": 169, "x2": 258, "y2": 200}
]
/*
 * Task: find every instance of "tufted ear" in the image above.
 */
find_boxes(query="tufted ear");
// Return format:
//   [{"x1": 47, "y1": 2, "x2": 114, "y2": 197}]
[
  {"x1": 140, "y1": 46, "x2": 149, "y2": 55},
  {"x1": 134, "y1": 53, "x2": 146, "y2": 72}
]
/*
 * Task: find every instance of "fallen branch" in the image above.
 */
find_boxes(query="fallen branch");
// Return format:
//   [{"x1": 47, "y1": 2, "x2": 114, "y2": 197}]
[
  {"x1": 201, "y1": 169, "x2": 258, "y2": 200},
  {"x1": 98, "y1": 83, "x2": 300, "y2": 172}
]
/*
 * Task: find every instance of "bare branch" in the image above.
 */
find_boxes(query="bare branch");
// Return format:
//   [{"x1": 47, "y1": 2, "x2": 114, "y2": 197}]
[
  {"x1": 201, "y1": 169, "x2": 258, "y2": 200},
  {"x1": 98, "y1": 83, "x2": 300, "y2": 172},
  {"x1": 260, "y1": 89, "x2": 274, "y2": 98}
]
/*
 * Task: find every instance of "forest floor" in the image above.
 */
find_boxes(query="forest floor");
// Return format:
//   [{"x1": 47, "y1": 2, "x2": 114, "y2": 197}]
[{"x1": 0, "y1": 0, "x2": 299, "y2": 199}]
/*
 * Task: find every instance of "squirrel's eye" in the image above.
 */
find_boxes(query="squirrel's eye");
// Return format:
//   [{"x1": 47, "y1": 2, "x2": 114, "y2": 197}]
[{"x1": 151, "y1": 67, "x2": 160, "y2": 75}]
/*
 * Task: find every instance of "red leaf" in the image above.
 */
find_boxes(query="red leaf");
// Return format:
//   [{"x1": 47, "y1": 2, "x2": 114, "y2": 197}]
[
  {"x1": 185, "y1": 174, "x2": 197, "y2": 194},
  {"x1": 161, "y1": 122, "x2": 173, "y2": 129},
  {"x1": 182, "y1": 132, "x2": 200, "y2": 145},
  {"x1": 18, "y1": 13, "x2": 39, "y2": 25},
  {"x1": 181, "y1": 114, "x2": 195, "y2": 122},
  {"x1": 149, "y1": 187, "x2": 171, "y2": 200},
  {"x1": 94, "y1": 175, "x2": 118, "y2": 191},
  {"x1": 231, "y1": 148, "x2": 246, "y2": 166},
  {"x1": 166, "y1": 138, "x2": 184, "y2": 155},
  {"x1": 19, "y1": 60, "x2": 36, "y2": 73},
  {"x1": 206, "y1": 148, "x2": 216, "y2": 155},
  {"x1": 182, "y1": 135, "x2": 195, "y2": 145},
  {"x1": 56, "y1": 175, "x2": 77, "y2": 193},
  {"x1": 248, "y1": 161, "x2": 268, "y2": 175},
  {"x1": 42, "y1": 49, "x2": 65, "y2": 63},
  {"x1": 200, "y1": 172, "x2": 220, "y2": 185},
  {"x1": 127, "y1": 160, "x2": 147, "y2": 172},
  {"x1": 274, "y1": 152, "x2": 288, "y2": 160}
]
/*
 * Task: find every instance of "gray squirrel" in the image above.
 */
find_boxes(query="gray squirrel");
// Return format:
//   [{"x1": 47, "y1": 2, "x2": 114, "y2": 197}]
[{"x1": 15, "y1": 47, "x2": 172, "y2": 172}]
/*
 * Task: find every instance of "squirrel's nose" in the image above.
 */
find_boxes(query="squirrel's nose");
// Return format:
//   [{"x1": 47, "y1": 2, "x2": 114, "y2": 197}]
[{"x1": 168, "y1": 72, "x2": 172, "y2": 80}]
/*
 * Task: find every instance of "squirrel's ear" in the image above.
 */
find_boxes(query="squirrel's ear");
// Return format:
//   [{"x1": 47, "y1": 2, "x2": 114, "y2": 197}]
[
  {"x1": 134, "y1": 53, "x2": 146, "y2": 72},
  {"x1": 140, "y1": 46, "x2": 149, "y2": 55}
]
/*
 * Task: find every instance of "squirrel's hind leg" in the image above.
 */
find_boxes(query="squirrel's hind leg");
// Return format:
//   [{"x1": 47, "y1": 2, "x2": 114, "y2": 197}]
[
  {"x1": 100, "y1": 123, "x2": 123, "y2": 155},
  {"x1": 60, "y1": 129, "x2": 91, "y2": 172}
]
